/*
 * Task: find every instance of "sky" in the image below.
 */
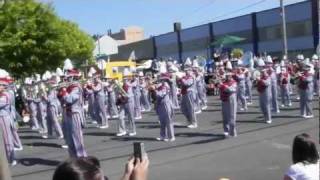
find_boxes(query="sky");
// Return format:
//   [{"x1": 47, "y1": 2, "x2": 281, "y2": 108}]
[{"x1": 40, "y1": 0, "x2": 306, "y2": 38}]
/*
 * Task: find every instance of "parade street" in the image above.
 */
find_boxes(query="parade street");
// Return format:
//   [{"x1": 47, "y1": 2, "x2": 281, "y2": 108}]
[{"x1": 11, "y1": 94, "x2": 319, "y2": 180}]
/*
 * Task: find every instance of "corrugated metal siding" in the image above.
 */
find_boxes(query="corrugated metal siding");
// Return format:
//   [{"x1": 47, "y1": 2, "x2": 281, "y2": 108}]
[
  {"x1": 155, "y1": 32, "x2": 178, "y2": 45},
  {"x1": 182, "y1": 49, "x2": 208, "y2": 60},
  {"x1": 256, "y1": 1, "x2": 311, "y2": 27},
  {"x1": 110, "y1": 39, "x2": 154, "y2": 60},
  {"x1": 112, "y1": 1, "x2": 313, "y2": 60},
  {"x1": 180, "y1": 24, "x2": 210, "y2": 41},
  {"x1": 212, "y1": 15, "x2": 252, "y2": 35},
  {"x1": 258, "y1": 36, "x2": 314, "y2": 53},
  {"x1": 155, "y1": 32, "x2": 179, "y2": 58}
]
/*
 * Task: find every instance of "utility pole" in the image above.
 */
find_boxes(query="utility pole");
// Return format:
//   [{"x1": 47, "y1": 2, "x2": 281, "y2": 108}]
[{"x1": 280, "y1": 0, "x2": 288, "y2": 57}]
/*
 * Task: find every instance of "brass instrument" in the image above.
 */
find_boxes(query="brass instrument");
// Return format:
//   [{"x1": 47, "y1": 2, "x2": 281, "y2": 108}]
[
  {"x1": 114, "y1": 81, "x2": 129, "y2": 105},
  {"x1": 49, "y1": 79, "x2": 89, "y2": 91},
  {"x1": 39, "y1": 82, "x2": 48, "y2": 97},
  {"x1": 27, "y1": 86, "x2": 36, "y2": 99},
  {"x1": 114, "y1": 81, "x2": 128, "y2": 97}
]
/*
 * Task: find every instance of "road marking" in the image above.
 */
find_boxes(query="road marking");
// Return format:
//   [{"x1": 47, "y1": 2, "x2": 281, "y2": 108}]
[{"x1": 271, "y1": 142, "x2": 290, "y2": 150}]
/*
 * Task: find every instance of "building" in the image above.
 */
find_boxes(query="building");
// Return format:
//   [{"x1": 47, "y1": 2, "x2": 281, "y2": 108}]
[
  {"x1": 110, "y1": 0, "x2": 319, "y2": 62},
  {"x1": 109, "y1": 26, "x2": 144, "y2": 46}
]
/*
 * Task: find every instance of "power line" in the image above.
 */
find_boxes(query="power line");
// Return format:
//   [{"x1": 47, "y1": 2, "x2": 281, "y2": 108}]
[
  {"x1": 190, "y1": 0, "x2": 267, "y2": 27},
  {"x1": 175, "y1": 0, "x2": 217, "y2": 22}
]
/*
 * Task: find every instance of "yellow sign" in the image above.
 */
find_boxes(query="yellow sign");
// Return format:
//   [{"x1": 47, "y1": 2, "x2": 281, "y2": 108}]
[{"x1": 105, "y1": 60, "x2": 136, "y2": 81}]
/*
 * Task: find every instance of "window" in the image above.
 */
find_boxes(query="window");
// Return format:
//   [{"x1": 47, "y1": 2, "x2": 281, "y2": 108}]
[{"x1": 258, "y1": 20, "x2": 312, "y2": 41}]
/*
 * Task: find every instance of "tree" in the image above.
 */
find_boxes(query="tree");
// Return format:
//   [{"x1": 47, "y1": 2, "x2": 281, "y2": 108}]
[{"x1": 0, "y1": 0, "x2": 94, "y2": 78}]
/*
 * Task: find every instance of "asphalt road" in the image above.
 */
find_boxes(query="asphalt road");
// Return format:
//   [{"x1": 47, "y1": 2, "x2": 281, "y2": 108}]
[{"x1": 11, "y1": 93, "x2": 319, "y2": 180}]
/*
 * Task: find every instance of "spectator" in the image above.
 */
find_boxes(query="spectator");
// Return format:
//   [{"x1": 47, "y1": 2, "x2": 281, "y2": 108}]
[
  {"x1": 284, "y1": 133, "x2": 319, "y2": 180},
  {"x1": 52, "y1": 156, "x2": 149, "y2": 180},
  {"x1": 52, "y1": 156, "x2": 105, "y2": 180}
]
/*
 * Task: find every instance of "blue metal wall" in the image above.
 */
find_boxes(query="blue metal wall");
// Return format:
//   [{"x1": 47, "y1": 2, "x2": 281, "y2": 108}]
[
  {"x1": 212, "y1": 14, "x2": 253, "y2": 52},
  {"x1": 180, "y1": 24, "x2": 210, "y2": 59},
  {"x1": 256, "y1": 1, "x2": 313, "y2": 53},
  {"x1": 112, "y1": 0, "x2": 316, "y2": 61},
  {"x1": 155, "y1": 32, "x2": 179, "y2": 59}
]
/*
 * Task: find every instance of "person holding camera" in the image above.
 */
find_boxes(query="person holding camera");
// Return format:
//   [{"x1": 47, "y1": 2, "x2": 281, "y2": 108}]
[{"x1": 52, "y1": 156, "x2": 149, "y2": 180}]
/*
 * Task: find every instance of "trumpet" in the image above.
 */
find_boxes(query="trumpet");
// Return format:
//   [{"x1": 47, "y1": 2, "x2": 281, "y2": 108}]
[{"x1": 50, "y1": 79, "x2": 89, "y2": 90}]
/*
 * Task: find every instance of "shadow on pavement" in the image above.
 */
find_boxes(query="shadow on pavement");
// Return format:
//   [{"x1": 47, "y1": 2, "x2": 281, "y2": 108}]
[
  {"x1": 20, "y1": 136, "x2": 45, "y2": 140},
  {"x1": 18, "y1": 130, "x2": 37, "y2": 133},
  {"x1": 24, "y1": 142, "x2": 63, "y2": 148},
  {"x1": 135, "y1": 121, "x2": 159, "y2": 125},
  {"x1": 273, "y1": 115, "x2": 301, "y2": 119},
  {"x1": 192, "y1": 136, "x2": 225, "y2": 144},
  {"x1": 236, "y1": 120, "x2": 266, "y2": 124},
  {"x1": 19, "y1": 158, "x2": 60, "y2": 166},
  {"x1": 174, "y1": 125, "x2": 189, "y2": 128},
  {"x1": 216, "y1": 120, "x2": 264, "y2": 124},
  {"x1": 237, "y1": 111, "x2": 261, "y2": 115},
  {"x1": 175, "y1": 132, "x2": 224, "y2": 138},
  {"x1": 138, "y1": 125, "x2": 160, "y2": 129},
  {"x1": 84, "y1": 132, "x2": 116, "y2": 136},
  {"x1": 202, "y1": 109, "x2": 220, "y2": 112},
  {"x1": 112, "y1": 136, "x2": 156, "y2": 141}
]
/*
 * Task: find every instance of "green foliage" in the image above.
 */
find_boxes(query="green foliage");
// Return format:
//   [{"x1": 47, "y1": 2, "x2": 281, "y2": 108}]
[{"x1": 0, "y1": 0, "x2": 94, "y2": 78}]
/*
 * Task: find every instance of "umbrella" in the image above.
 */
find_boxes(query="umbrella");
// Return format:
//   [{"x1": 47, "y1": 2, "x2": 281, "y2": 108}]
[{"x1": 211, "y1": 35, "x2": 245, "y2": 46}]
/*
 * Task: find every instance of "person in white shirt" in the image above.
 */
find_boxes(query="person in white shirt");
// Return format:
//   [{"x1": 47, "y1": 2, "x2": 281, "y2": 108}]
[{"x1": 284, "y1": 133, "x2": 319, "y2": 180}]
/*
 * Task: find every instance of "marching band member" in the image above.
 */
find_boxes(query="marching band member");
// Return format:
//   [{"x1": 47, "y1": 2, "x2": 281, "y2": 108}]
[
  {"x1": 311, "y1": 54, "x2": 319, "y2": 96},
  {"x1": 6, "y1": 77, "x2": 23, "y2": 151},
  {"x1": 132, "y1": 71, "x2": 142, "y2": 120},
  {"x1": 234, "y1": 60, "x2": 247, "y2": 111},
  {"x1": 145, "y1": 74, "x2": 156, "y2": 105},
  {"x1": 295, "y1": 54, "x2": 306, "y2": 100},
  {"x1": 92, "y1": 74, "x2": 109, "y2": 129},
  {"x1": 244, "y1": 67, "x2": 253, "y2": 105},
  {"x1": 297, "y1": 63, "x2": 314, "y2": 118},
  {"x1": 167, "y1": 65, "x2": 180, "y2": 110},
  {"x1": 265, "y1": 56, "x2": 280, "y2": 113},
  {"x1": 0, "y1": 70, "x2": 17, "y2": 166},
  {"x1": 287, "y1": 61, "x2": 295, "y2": 95},
  {"x1": 85, "y1": 68, "x2": 97, "y2": 123},
  {"x1": 101, "y1": 77, "x2": 110, "y2": 119},
  {"x1": 194, "y1": 62, "x2": 207, "y2": 110},
  {"x1": 84, "y1": 79, "x2": 97, "y2": 124},
  {"x1": 279, "y1": 67, "x2": 292, "y2": 107},
  {"x1": 155, "y1": 75, "x2": 175, "y2": 142},
  {"x1": 219, "y1": 72, "x2": 237, "y2": 137},
  {"x1": 139, "y1": 72, "x2": 152, "y2": 112},
  {"x1": 179, "y1": 64, "x2": 198, "y2": 129},
  {"x1": 24, "y1": 78, "x2": 40, "y2": 130},
  {"x1": 191, "y1": 59, "x2": 202, "y2": 114},
  {"x1": 106, "y1": 78, "x2": 119, "y2": 118},
  {"x1": 257, "y1": 69, "x2": 272, "y2": 124},
  {"x1": 45, "y1": 73, "x2": 64, "y2": 139},
  {"x1": 200, "y1": 68, "x2": 208, "y2": 105},
  {"x1": 34, "y1": 74, "x2": 48, "y2": 134},
  {"x1": 27, "y1": 80, "x2": 40, "y2": 130},
  {"x1": 59, "y1": 68, "x2": 87, "y2": 157},
  {"x1": 117, "y1": 68, "x2": 136, "y2": 137}
]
